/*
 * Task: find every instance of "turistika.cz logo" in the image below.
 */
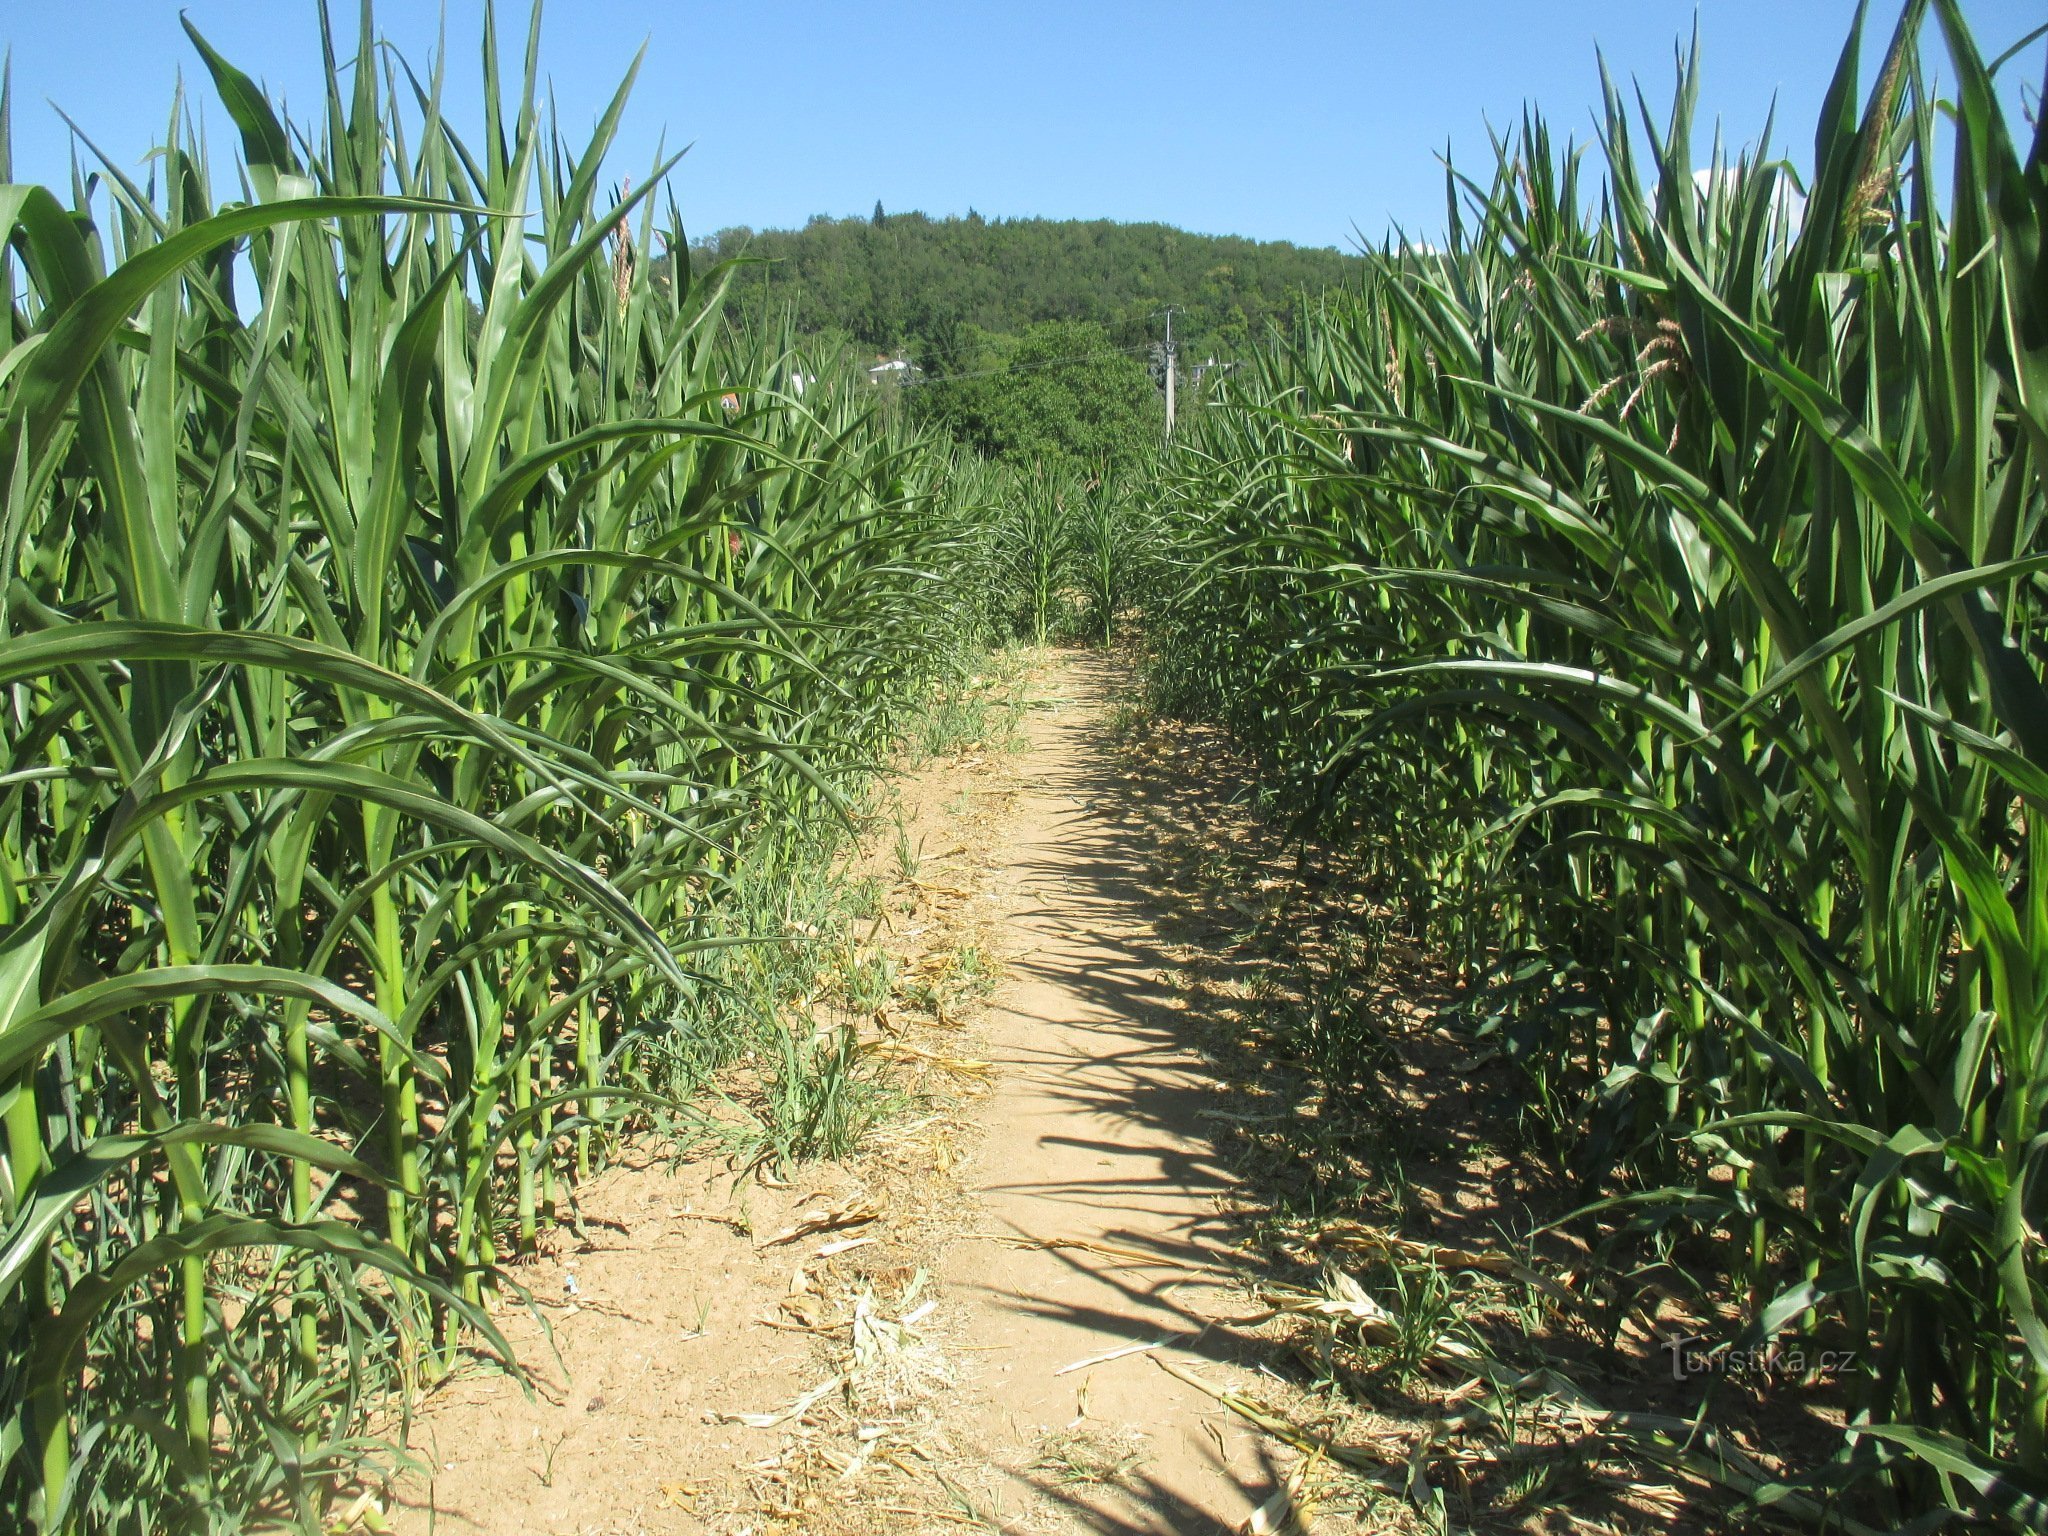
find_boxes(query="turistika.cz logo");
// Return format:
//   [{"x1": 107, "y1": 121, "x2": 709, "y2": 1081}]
[{"x1": 1661, "y1": 1337, "x2": 1859, "y2": 1383}]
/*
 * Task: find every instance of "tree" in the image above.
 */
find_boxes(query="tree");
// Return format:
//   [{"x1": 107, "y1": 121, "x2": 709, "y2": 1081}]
[
  {"x1": 914, "y1": 319, "x2": 1163, "y2": 473},
  {"x1": 694, "y1": 212, "x2": 1362, "y2": 364},
  {"x1": 872, "y1": 199, "x2": 886, "y2": 226}
]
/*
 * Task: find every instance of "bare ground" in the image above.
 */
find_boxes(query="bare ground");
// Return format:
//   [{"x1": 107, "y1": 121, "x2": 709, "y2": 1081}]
[
  {"x1": 374, "y1": 649, "x2": 1771, "y2": 1536},
  {"x1": 378, "y1": 652, "x2": 1322, "y2": 1535}
]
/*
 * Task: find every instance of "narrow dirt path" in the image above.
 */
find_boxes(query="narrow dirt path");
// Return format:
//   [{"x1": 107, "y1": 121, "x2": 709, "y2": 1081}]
[
  {"x1": 930, "y1": 652, "x2": 1274, "y2": 1533},
  {"x1": 384, "y1": 652, "x2": 1297, "y2": 1535}
]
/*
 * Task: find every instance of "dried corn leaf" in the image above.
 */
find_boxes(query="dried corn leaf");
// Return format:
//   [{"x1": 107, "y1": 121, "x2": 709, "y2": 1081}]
[
  {"x1": 712, "y1": 1373, "x2": 845, "y2": 1429},
  {"x1": 1241, "y1": 1445, "x2": 1324, "y2": 1535},
  {"x1": 1315, "y1": 1221, "x2": 1572, "y2": 1302},
  {"x1": 757, "y1": 1199, "x2": 878, "y2": 1250},
  {"x1": 1052, "y1": 1337, "x2": 1173, "y2": 1376}
]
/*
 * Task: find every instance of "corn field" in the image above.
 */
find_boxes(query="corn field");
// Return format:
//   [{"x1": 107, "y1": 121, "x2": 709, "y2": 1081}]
[
  {"x1": 10, "y1": 0, "x2": 2047, "y2": 1527},
  {"x1": 1148, "y1": 2, "x2": 2045, "y2": 1522},
  {"x1": 0, "y1": 7, "x2": 1003, "y2": 1531}
]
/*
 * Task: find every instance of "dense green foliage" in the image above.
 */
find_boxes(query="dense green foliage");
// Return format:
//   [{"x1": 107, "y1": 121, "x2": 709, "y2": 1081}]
[
  {"x1": 1145, "y1": 3, "x2": 2047, "y2": 1523},
  {"x1": 690, "y1": 211, "x2": 1365, "y2": 365},
  {"x1": 911, "y1": 319, "x2": 1163, "y2": 472},
  {"x1": 0, "y1": 11, "x2": 1005, "y2": 1533},
  {"x1": 11, "y1": 0, "x2": 2041, "y2": 1531},
  {"x1": 688, "y1": 212, "x2": 1358, "y2": 476},
  {"x1": 935, "y1": 455, "x2": 1135, "y2": 647}
]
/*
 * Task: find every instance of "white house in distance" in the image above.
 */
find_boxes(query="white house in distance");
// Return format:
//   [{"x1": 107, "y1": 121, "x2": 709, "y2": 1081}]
[{"x1": 866, "y1": 355, "x2": 920, "y2": 385}]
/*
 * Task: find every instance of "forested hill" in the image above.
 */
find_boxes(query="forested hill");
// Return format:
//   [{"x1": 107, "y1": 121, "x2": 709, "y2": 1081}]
[{"x1": 687, "y1": 211, "x2": 1367, "y2": 366}]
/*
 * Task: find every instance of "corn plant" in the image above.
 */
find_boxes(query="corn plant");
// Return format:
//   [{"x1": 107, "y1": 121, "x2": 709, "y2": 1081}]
[
  {"x1": 1146, "y1": 2, "x2": 2046, "y2": 1522},
  {"x1": 1072, "y1": 466, "x2": 1131, "y2": 645},
  {"x1": 0, "y1": 6, "x2": 1002, "y2": 1532},
  {"x1": 1000, "y1": 467, "x2": 1075, "y2": 644}
]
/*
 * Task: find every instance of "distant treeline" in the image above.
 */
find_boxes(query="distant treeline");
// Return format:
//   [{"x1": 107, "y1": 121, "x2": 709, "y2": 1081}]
[{"x1": 684, "y1": 210, "x2": 1367, "y2": 369}]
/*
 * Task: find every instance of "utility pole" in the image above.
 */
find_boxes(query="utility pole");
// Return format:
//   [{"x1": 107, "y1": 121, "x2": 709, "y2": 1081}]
[{"x1": 1162, "y1": 307, "x2": 1178, "y2": 440}]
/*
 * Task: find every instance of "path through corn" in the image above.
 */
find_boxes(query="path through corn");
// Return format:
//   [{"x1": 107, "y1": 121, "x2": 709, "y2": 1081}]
[
  {"x1": 929, "y1": 652, "x2": 1270, "y2": 1532},
  {"x1": 387, "y1": 652, "x2": 1283, "y2": 1535}
]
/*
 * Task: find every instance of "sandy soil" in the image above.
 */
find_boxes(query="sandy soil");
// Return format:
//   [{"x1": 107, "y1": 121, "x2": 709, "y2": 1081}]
[
  {"x1": 372, "y1": 649, "x2": 1758, "y2": 1536},
  {"x1": 380, "y1": 651, "x2": 1308, "y2": 1536},
  {"x1": 924, "y1": 652, "x2": 1278, "y2": 1534}
]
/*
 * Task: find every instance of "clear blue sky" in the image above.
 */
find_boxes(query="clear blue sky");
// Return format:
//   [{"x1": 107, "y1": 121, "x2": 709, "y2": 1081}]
[{"x1": 3, "y1": 3, "x2": 2042, "y2": 251}]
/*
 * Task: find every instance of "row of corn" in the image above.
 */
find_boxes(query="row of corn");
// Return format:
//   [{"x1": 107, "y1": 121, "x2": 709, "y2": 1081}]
[
  {"x1": 0, "y1": 6, "x2": 1010, "y2": 1531},
  {"x1": 1145, "y1": 3, "x2": 2045, "y2": 1523}
]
